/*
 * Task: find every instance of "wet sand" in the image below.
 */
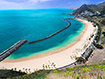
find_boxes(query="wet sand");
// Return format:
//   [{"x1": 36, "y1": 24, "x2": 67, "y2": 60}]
[{"x1": 0, "y1": 19, "x2": 97, "y2": 73}]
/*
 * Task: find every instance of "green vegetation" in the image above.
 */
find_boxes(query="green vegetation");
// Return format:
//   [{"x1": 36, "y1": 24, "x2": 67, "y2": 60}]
[
  {"x1": 72, "y1": 4, "x2": 94, "y2": 15},
  {"x1": 87, "y1": 18, "x2": 102, "y2": 43},
  {"x1": 1, "y1": 61, "x2": 105, "y2": 79},
  {"x1": 86, "y1": 15, "x2": 105, "y2": 46},
  {"x1": 75, "y1": 57, "x2": 86, "y2": 64},
  {"x1": 20, "y1": 70, "x2": 50, "y2": 79},
  {"x1": 0, "y1": 69, "x2": 26, "y2": 79},
  {"x1": 73, "y1": 1, "x2": 105, "y2": 46},
  {"x1": 93, "y1": 42, "x2": 104, "y2": 49},
  {"x1": 73, "y1": 2, "x2": 105, "y2": 15},
  {"x1": 1, "y1": 2, "x2": 105, "y2": 79}
]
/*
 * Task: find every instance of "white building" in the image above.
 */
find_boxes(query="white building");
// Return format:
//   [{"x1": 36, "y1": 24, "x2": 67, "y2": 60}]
[
  {"x1": 95, "y1": 11, "x2": 101, "y2": 15},
  {"x1": 81, "y1": 10, "x2": 94, "y2": 16}
]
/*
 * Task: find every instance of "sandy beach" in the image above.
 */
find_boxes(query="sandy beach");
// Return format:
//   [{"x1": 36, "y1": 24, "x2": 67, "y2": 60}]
[{"x1": 0, "y1": 19, "x2": 97, "y2": 73}]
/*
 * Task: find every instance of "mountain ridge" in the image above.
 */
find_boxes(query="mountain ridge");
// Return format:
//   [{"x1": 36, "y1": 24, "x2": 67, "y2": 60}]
[{"x1": 72, "y1": 1, "x2": 105, "y2": 15}]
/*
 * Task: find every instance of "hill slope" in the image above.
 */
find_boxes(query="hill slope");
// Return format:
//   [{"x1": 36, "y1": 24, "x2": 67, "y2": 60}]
[
  {"x1": 73, "y1": 2, "x2": 105, "y2": 15},
  {"x1": 1, "y1": 62, "x2": 105, "y2": 79}
]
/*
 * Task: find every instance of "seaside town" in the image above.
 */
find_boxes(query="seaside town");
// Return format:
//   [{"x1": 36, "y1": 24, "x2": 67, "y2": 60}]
[{"x1": 0, "y1": 0, "x2": 105, "y2": 79}]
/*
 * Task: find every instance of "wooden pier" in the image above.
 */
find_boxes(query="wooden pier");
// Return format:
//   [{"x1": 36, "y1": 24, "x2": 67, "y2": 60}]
[
  {"x1": 29, "y1": 19, "x2": 71, "y2": 44},
  {"x1": 0, "y1": 40, "x2": 28, "y2": 62}
]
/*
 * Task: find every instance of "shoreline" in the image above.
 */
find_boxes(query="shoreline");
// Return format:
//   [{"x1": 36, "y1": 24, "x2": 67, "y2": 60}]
[
  {"x1": 0, "y1": 19, "x2": 96, "y2": 73},
  {"x1": 4, "y1": 19, "x2": 86, "y2": 62}
]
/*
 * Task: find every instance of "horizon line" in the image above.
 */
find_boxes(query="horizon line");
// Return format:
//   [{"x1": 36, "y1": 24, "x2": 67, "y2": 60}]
[{"x1": 0, "y1": 8, "x2": 76, "y2": 10}]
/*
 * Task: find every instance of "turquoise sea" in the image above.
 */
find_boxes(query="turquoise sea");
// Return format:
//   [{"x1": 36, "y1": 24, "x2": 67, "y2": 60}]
[{"x1": 0, "y1": 8, "x2": 84, "y2": 60}]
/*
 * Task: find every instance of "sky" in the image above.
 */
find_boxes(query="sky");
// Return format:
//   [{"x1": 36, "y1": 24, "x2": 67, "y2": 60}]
[{"x1": 0, "y1": 0, "x2": 105, "y2": 10}]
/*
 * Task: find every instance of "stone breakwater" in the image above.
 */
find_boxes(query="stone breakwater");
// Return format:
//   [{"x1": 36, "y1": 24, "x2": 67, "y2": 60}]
[
  {"x1": 29, "y1": 19, "x2": 71, "y2": 44},
  {"x1": 0, "y1": 40, "x2": 28, "y2": 62}
]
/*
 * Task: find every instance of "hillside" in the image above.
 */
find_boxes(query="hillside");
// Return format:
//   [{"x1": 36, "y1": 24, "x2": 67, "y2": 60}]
[
  {"x1": 1, "y1": 61, "x2": 105, "y2": 79},
  {"x1": 72, "y1": 2, "x2": 105, "y2": 15},
  {"x1": 0, "y1": 69, "x2": 26, "y2": 79},
  {"x1": 0, "y1": 1, "x2": 105, "y2": 79}
]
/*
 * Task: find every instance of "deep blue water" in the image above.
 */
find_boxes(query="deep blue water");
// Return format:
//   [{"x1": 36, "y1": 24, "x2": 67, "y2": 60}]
[{"x1": 0, "y1": 8, "x2": 84, "y2": 59}]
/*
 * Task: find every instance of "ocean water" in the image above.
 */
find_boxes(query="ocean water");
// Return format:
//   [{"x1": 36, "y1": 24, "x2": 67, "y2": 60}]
[{"x1": 0, "y1": 8, "x2": 84, "y2": 60}]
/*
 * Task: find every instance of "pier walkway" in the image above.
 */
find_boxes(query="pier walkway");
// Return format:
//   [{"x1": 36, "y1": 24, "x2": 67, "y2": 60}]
[
  {"x1": 0, "y1": 40, "x2": 28, "y2": 62},
  {"x1": 29, "y1": 19, "x2": 71, "y2": 44}
]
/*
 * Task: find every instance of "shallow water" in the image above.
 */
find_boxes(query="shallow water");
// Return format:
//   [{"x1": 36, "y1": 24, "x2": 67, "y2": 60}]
[{"x1": 0, "y1": 8, "x2": 84, "y2": 59}]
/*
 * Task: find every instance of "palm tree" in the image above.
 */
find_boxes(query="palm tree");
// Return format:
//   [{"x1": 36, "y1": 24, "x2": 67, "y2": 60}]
[
  {"x1": 42, "y1": 64, "x2": 45, "y2": 69},
  {"x1": 75, "y1": 57, "x2": 86, "y2": 64}
]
